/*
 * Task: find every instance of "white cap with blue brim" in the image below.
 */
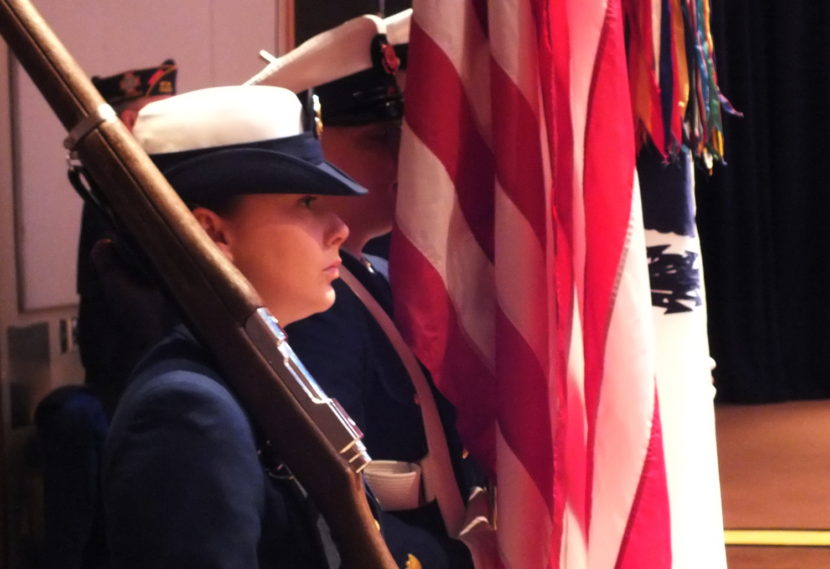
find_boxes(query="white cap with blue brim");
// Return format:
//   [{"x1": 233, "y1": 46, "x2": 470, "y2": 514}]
[{"x1": 132, "y1": 85, "x2": 367, "y2": 204}]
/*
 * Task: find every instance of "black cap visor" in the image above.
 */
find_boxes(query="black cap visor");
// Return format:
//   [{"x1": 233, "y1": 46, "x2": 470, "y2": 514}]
[{"x1": 150, "y1": 132, "x2": 367, "y2": 204}]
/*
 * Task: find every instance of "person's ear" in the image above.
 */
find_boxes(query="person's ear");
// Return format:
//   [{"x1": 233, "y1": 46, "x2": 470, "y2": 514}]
[
  {"x1": 119, "y1": 108, "x2": 139, "y2": 131},
  {"x1": 192, "y1": 207, "x2": 234, "y2": 261}
]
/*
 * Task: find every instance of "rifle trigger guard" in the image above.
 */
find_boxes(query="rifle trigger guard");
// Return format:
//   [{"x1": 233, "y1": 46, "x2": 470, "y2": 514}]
[{"x1": 63, "y1": 103, "x2": 117, "y2": 150}]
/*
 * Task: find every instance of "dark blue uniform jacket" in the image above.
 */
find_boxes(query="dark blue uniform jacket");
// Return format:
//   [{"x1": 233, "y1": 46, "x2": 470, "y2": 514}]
[{"x1": 102, "y1": 328, "x2": 334, "y2": 569}]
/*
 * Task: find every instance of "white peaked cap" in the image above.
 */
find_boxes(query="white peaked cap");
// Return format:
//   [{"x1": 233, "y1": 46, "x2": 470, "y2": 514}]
[
  {"x1": 384, "y1": 8, "x2": 412, "y2": 47},
  {"x1": 245, "y1": 9, "x2": 413, "y2": 93},
  {"x1": 134, "y1": 85, "x2": 303, "y2": 154},
  {"x1": 132, "y1": 85, "x2": 366, "y2": 202}
]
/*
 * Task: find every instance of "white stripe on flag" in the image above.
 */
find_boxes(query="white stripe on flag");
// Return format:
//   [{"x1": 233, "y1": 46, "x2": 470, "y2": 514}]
[{"x1": 494, "y1": 181, "x2": 548, "y2": 364}]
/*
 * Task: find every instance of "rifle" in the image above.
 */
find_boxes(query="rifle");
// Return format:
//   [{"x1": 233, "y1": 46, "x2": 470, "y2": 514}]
[{"x1": 0, "y1": 1, "x2": 398, "y2": 568}]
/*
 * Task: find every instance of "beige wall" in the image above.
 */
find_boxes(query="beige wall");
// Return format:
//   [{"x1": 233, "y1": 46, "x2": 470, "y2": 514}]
[{"x1": 1, "y1": 25, "x2": 87, "y2": 563}]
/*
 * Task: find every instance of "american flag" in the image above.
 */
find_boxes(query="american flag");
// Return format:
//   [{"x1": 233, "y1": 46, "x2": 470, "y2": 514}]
[{"x1": 390, "y1": 1, "x2": 684, "y2": 567}]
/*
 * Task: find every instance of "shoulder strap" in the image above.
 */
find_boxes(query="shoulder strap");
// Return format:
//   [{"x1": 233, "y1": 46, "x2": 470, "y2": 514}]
[{"x1": 339, "y1": 266, "x2": 466, "y2": 536}]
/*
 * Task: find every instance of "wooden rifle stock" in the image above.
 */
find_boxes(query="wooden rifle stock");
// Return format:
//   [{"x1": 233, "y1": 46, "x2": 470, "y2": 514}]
[{"x1": 0, "y1": 1, "x2": 398, "y2": 568}]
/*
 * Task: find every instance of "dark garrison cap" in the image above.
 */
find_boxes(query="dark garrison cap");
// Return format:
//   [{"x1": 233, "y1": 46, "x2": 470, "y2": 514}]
[{"x1": 92, "y1": 59, "x2": 178, "y2": 107}]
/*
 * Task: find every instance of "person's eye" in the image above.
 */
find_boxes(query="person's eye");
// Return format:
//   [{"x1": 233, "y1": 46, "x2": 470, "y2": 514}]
[{"x1": 298, "y1": 195, "x2": 317, "y2": 208}]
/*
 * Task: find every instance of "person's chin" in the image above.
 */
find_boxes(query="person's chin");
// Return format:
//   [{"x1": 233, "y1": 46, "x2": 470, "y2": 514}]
[{"x1": 321, "y1": 286, "x2": 337, "y2": 310}]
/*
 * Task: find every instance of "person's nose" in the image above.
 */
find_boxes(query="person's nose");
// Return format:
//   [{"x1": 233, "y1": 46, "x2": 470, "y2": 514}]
[{"x1": 326, "y1": 211, "x2": 349, "y2": 249}]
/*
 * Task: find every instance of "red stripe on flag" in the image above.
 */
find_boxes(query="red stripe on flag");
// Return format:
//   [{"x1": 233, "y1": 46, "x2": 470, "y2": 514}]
[
  {"x1": 390, "y1": 231, "x2": 498, "y2": 472},
  {"x1": 496, "y1": 310, "x2": 554, "y2": 508},
  {"x1": 471, "y1": 0, "x2": 489, "y2": 39},
  {"x1": 490, "y1": 61, "x2": 547, "y2": 248},
  {"x1": 581, "y1": 0, "x2": 638, "y2": 526},
  {"x1": 615, "y1": 393, "x2": 672, "y2": 569},
  {"x1": 533, "y1": 0, "x2": 576, "y2": 257},
  {"x1": 407, "y1": 21, "x2": 496, "y2": 262},
  {"x1": 530, "y1": 0, "x2": 575, "y2": 560}
]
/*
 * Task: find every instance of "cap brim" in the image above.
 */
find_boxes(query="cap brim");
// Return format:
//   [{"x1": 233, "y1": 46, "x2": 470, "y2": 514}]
[{"x1": 156, "y1": 147, "x2": 367, "y2": 205}]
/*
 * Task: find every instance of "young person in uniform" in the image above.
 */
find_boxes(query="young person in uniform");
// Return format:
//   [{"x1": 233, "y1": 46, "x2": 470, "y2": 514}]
[
  {"x1": 78, "y1": 59, "x2": 180, "y2": 415},
  {"x1": 102, "y1": 85, "x2": 361, "y2": 569},
  {"x1": 35, "y1": 60, "x2": 178, "y2": 569}
]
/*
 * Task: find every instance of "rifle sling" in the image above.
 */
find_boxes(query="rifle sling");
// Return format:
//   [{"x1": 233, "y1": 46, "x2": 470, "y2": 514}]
[{"x1": 339, "y1": 265, "x2": 467, "y2": 535}]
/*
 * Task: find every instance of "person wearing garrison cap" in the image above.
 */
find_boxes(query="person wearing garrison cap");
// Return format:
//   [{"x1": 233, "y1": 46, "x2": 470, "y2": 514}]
[
  {"x1": 91, "y1": 58, "x2": 178, "y2": 128},
  {"x1": 101, "y1": 85, "x2": 361, "y2": 569},
  {"x1": 76, "y1": 59, "x2": 181, "y2": 415},
  {"x1": 34, "y1": 60, "x2": 179, "y2": 569},
  {"x1": 247, "y1": 11, "x2": 483, "y2": 569}
]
